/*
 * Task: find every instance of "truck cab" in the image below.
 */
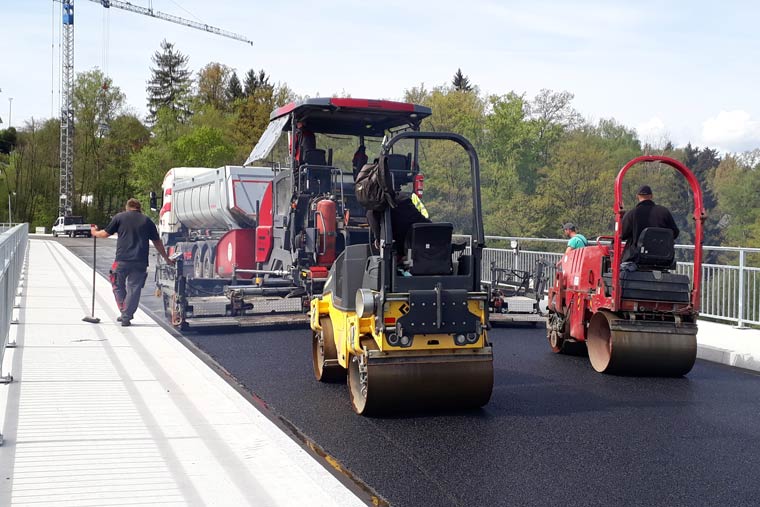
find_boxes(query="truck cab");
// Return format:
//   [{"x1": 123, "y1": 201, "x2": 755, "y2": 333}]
[{"x1": 52, "y1": 216, "x2": 91, "y2": 238}]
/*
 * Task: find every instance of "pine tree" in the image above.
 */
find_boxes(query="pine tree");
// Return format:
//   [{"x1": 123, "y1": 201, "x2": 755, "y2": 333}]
[
  {"x1": 243, "y1": 69, "x2": 272, "y2": 97},
  {"x1": 227, "y1": 72, "x2": 244, "y2": 103},
  {"x1": 146, "y1": 40, "x2": 192, "y2": 124},
  {"x1": 452, "y1": 68, "x2": 472, "y2": 92}
]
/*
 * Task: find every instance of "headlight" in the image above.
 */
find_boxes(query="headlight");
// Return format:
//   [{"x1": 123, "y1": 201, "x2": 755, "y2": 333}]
[{"x1": 355, "y1": 288, "x2": 376, "y2": 318}]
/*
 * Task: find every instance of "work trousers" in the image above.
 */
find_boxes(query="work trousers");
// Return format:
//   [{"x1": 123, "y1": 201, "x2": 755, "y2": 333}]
[{"x1": 109, "y1": 261, "x2": 148, "y2": 320}]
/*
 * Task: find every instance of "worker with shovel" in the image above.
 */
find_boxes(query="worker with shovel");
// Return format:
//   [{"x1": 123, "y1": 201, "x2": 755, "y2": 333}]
[{"x1": 91, "y1": 198, "x2": 174, "y2": 327}]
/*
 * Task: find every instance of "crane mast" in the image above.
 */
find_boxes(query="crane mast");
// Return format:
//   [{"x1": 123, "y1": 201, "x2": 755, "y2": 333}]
[
  {"x1": 60, "y1": 1, "x2": 75, "y2": 217},
  {"x1": 57, "y1": 0, "x2": 253, "y2": 217}
]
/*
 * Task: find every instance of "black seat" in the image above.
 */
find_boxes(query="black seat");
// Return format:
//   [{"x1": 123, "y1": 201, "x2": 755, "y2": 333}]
[
  {"x1": 636, "y1": 227, "x2": 675, "y2": 270},
  {"x1": 303, "y1": 149, "x2": 327, "y2": 166},
  {"x1": 384, "y1": 154, "x2": 411, "y2": 189},
  {"x1": 404, "y1": 222, "x2": 453, "y2": 276}
]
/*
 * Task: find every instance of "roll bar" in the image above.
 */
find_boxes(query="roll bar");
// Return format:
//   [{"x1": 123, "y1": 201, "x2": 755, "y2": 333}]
[
  {"x1": 612, "y1": 156, "x2": 705, "y2": 311},
  {"x1": 379, "y1": 131, "x2": 485, "y2": 292}
]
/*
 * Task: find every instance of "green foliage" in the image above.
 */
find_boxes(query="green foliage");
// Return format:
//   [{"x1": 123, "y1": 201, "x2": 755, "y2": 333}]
[
  {"x1": 147, "y1": 40, "x2": 193, "y2": 124},
  {"x1": 0, "y1": 127, "x2": 18, "y2": 154},
  {"x1": 243, "y1": 69, "x2": 272, "y2": 97},
  {"x1": 8, "y1": 52, "x2": 760, "y2": 250},
  {"x1": 452, "y1": 69, "x2": 472, "y2": 92},
  {"x1": 196, "y1": 62, "x2": 233, "y2": 111},
  {"x1": 713, "y1": 154, "x2": 760, "y2": 245},
  {"x1": 227, "y1": 72, "x2": 244, "y2": 103}
]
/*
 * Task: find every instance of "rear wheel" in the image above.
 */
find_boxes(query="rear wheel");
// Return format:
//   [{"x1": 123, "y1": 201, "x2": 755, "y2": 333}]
[
  {"x1": 202, "y1": 248, "x2": 215, "y2": 279},
  {"x1": 193, "y1": 246, "x2": 205, "y2": 278},
  {"x1": 312, "y1": 317, "x2": 345, "y2": 382},
  {"x1": 348, "y1": 352, "x2": 370, "y2": 415},
  {"x1": 546, "y1": 312, "x2": 571, "y2": 353}
]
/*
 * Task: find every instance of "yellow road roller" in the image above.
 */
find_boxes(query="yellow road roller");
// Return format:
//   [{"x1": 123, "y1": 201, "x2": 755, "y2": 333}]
[{"x1": 310, "y1": 131, "x2": 493, "y2": 415}]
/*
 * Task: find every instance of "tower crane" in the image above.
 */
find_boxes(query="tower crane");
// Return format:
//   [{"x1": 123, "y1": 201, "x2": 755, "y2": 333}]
[{"x1": 57, "y1": 0, "x2": 253, "y2": 217}]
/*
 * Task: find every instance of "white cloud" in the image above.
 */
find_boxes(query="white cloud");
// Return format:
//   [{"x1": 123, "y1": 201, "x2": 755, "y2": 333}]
[
  {"x1": 701, "y1": 110, "x2": 760, "y2": 152},
  {"x1": 636, "y1": 116, "x2": 669, "y2": 146}
]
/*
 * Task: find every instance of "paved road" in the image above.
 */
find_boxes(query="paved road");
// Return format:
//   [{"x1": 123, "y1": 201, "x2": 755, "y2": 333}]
[{"x1": 59, "y1": 236, "x2": 760, "y2": 507}]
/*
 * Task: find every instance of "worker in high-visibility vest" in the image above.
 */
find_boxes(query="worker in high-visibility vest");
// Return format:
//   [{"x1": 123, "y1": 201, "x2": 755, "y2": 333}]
[{"x1": 410, "y1": 192, "x2": 428, "y2": 219}]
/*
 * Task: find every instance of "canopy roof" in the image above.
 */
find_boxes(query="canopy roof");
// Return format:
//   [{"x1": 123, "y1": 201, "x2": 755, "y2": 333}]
[
  {"x1": 270, "y1": 98, "x2": 431, "y2": 137},
  {"x1": 244, "y1": 98, "x2": 432, "y2": 165}
]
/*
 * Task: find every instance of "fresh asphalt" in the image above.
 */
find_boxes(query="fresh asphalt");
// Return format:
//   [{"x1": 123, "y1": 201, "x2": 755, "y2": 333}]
[{"x1": 59, "y1": 236, "x2": 760, "y2": 507}]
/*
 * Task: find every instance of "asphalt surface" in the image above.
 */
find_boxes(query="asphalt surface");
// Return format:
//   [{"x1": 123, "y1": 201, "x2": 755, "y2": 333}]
[{"x1": 57, "y1": 236, "x2": 760, "y2": 507}]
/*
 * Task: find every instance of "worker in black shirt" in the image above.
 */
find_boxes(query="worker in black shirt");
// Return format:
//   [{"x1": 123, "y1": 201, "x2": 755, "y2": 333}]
[
  {"x1": 91, "y1": 198, "x2": 174, "y2": 327},
  {"x1": 620, "y1": 185, "x2": 679, "y2": 264}
]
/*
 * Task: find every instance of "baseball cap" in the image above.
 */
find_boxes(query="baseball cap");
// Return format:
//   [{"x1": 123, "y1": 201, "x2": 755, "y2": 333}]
[
  {"x1": 637, "y1": 185, "x2": 653, "y2": 195},
  {"x1": 562, "y1": 222, "x2": 576, "y2": 231}
]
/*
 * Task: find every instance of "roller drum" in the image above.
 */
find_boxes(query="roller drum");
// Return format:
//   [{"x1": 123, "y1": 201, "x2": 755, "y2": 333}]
[
  {"x1": 587, "y1": 310, "x2": 697, "y2": 376},
  {"x1": 349, "y1": 348, "x2": 493, "y2": 415}
]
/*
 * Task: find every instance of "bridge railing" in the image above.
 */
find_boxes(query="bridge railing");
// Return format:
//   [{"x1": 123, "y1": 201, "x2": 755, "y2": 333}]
[
  {"x1": 477, "y1": 235, "x2": 760, "y2": 328},
  {"x1": 1, "y1": 224, "x2": 28, "y2": 378}
]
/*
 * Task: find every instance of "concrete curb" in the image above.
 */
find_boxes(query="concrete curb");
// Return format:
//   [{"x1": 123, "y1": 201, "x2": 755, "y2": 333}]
[{"x1": 697, "y1": 320, "x2": 760, "y2": 373}]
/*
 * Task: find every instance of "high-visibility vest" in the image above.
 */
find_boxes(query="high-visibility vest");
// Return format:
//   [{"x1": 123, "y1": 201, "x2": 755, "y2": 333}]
[{"x1": 411, "y1": 193, "x2": 429, "y2": 218}]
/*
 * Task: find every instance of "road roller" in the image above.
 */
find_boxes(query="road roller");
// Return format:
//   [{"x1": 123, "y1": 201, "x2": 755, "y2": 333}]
[
  {"x1": 546, "y1": 156, "x2": 705, "y2": 376},
  {"x1": 310, "y1": 131, "x2": 493, "y2": 415}
]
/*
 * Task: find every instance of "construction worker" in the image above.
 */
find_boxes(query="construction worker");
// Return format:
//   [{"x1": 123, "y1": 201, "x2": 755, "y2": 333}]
[
  {"x1": 621, "y1": 185, "x2": 679, "y2": 264},
  {"x1": 352, "y1": 145, "x2": 368, "y2": 179},
  {"x1": 292, "y1": 121, "x2": 316, "y2": 166},
  {"x1": 410, "y1": 192, "x2": 429, "y2": 219},
  {"x1": 91, "y1": 198, "x2": 174, "y2": 327},
  {"x1": 563, "y1": 222, "x2": 588, "y2": 255}
]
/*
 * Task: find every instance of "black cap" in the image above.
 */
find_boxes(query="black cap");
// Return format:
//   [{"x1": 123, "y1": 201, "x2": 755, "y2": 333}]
[
  {"x1": 562, "y1": 222, "x2": 576, "y2": 231},
  {"x1": 637, "y1": 185, "x2": 653, "y2": 195}
]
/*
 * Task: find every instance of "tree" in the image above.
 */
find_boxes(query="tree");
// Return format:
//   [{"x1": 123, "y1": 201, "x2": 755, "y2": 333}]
[
  {"x1": 452, "y1": 68, "x2": 472, "y2": 92},
  {"x1": 227, "y1": 71, "x2": 244, "y2": 103},
  {"x1": 196, "y1": 62, "x2": 233, "y2": 110},
  {"x1": 712, "y1": 154, "x2": 760, "y2": 246},
  {"x1": 527, "y1": 89, "x2": 583, "y2": 166},
  {"x1": 146, "y1": 40, "x2": 193, "y2": 124},
  {"x1": 0, "y1": 127, "x2": 17, "y2": 154},
  {"x1": 243, "y1": 69, "x2": 272, "y2": 97},
  {"x1": 72, "y1": 69, "x2": 127, "y2": 215}
]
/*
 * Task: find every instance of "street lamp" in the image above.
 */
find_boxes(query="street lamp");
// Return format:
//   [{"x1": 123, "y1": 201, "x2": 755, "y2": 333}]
[
  {"x1": 7, "y1": 191, "x2": 14, "y2": 224},
  {"x1": 0, "y1": 162, "x2": 12, "y2": 224}
]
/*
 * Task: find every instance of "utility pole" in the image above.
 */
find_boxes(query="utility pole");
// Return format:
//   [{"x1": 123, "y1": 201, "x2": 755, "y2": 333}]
[{"x1": 7, "y1": 98, "x2": 12, "y2": 129}]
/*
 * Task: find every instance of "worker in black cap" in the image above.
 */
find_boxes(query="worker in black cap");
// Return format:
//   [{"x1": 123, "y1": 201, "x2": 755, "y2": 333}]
[
  {"x1": 620, "y1": 185, "x2": 679, "y2": 264},
  {"x1": 563, "y1": 222, "x2": 588, "y2": 254}
]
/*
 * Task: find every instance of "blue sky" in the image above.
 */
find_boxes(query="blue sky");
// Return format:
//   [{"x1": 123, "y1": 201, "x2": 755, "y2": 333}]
[{"x1": 3, "y1": 0, "x2": 760, "y2": 152}]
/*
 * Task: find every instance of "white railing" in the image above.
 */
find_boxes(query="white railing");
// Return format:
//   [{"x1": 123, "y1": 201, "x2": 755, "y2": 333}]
[
  {"x1": 1, "y1": 224, "x2": 28, "y2": 378},
  {"x1": 481, "y1": 235, "x2": 760, "y2": 327}
]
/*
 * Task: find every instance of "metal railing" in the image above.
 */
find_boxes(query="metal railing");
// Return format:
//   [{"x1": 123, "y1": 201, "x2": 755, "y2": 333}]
[
  {"x1": 480, "y1": 235, "x2": 760, "y2": 327},
  {"x1": 1, "y1": 224, "x2": 28, "y2": 377}
]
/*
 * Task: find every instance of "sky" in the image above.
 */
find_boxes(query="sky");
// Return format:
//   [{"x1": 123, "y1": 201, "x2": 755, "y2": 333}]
[{"x1": 3, "y1": 0, "x2": 760, "y2": 153}]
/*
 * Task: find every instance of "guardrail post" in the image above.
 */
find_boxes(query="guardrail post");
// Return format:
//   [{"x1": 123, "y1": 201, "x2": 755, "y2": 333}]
[{"x1": 736, "y1": 249, "x2": 746, "y2": 329}]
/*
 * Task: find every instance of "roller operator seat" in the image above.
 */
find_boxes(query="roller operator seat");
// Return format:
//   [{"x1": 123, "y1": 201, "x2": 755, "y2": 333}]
[
  {"x1": 403, "y1": 222, "x2": 454, "y2": 276},
  {"x1": 635, "y1": 227, "x2": 676, "y2": 270}
]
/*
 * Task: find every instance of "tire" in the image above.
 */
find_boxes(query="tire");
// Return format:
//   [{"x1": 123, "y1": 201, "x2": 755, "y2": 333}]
[
  {"x1": 202, "y1": 247, "x2": 215, "y2": 279},
  {"x1": 194, "y1": 246, "x2": 206, "y2": 278},
  {"x1": 312, "y1": 317, "x2": 345, "y2": 382}
]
